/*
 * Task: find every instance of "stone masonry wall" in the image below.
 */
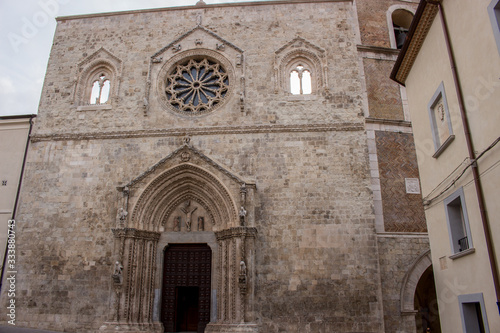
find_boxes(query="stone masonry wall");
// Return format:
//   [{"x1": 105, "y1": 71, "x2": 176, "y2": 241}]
[
  {"x1": 35, "y1": 1, "x2": 363, "y2": 136},
  {"x1": 377, "y1": 235, "x2": 430, "y2": 333},
  {"x1": 10, "y1": 128, "x2": 383, "y2": 332}
]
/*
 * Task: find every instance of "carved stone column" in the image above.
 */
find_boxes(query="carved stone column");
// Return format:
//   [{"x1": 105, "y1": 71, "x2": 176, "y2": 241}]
[
  {"x1": 98, "y1": 228, "x2": 163, "y2": 333},
  {"x1": 205, "y1": 227, "x2": 259, "y2": 333}
]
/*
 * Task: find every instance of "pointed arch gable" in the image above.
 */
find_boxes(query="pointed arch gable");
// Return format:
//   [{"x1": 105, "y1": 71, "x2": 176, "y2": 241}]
[
  {"x1": 274, "y1": 37, "x2": 327, "y2": 94},
  {"x1": 74, "y1": 47, "x2": 123, "y2": 109},
  {"x1": 130, "y1": 163, "x2": 239, "y2": 232}
]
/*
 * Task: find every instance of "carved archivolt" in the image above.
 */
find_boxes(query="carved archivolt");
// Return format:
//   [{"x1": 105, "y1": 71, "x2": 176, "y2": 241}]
[{"x1": 130, "y1": 163, "x2": 239, "y2": 232}]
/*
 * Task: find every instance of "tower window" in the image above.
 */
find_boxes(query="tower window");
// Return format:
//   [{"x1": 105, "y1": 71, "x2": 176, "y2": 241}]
[
  {"x1": 392, "y1": 9, "x2": 414, "y2": 49},
  {"x1": 90, "y1": 73, "x2": 111, "y2": 105}
]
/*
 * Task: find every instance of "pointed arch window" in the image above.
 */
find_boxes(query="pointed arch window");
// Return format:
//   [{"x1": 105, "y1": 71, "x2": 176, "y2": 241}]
[
  {"x1": 290, "y1": 64, "x2": 312, "y2": 95},
  {"x1": 74, "y1": 48, "x2": 122, "y2": 111},
  {"x1": 90, "y1": 73, "x2": 111, "y2": 104},
  {"x1": 284, "y1": 58, "x2": 317, "y2": 95},
  {"x1": 275, "y1": 38, "x2": 326, "y2": 96},
  {"x1": 76, "y1": 65, "x2": 116, "y2": 111}
]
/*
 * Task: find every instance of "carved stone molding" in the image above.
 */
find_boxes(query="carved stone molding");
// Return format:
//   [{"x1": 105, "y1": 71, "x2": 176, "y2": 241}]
[
  {"x1": 215, "y1": 227, "x2": 258, "y2": 241},
  {"x1": 205, "y1": 323, "x2": 260, "y2": 333},
  {"x1": 128, "y1": 163, "x2": 239, "y2": 232},
  {"x1": 112, "y1": 228, "x2": 161, "y2": 241},
  {"x1": 97, "y1": 322, "x2": 163, "y2": 333},
  {"x1": 123, "y1": 140, "x2": 253, "y2": 190},
  {"x1": 214, "y1": 226, "x2": 257, "y2": 326},
  {"x1": 30, "y1": 122, "x2": 365, "y2": 142}
]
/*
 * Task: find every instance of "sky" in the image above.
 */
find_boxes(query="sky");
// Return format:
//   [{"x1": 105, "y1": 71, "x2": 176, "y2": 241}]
[{"x1": 0, "y1": 0, "x2": 266, "y2": 117}]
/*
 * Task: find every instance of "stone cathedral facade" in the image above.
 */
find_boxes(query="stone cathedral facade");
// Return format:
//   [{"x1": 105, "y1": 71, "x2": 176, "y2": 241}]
[{"x1": 0, "y1": 1, "x2": 438, "y2": 332}]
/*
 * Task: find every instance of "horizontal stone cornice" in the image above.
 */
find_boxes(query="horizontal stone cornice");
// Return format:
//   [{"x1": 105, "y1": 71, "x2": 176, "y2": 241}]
[
  {"x1": 215, "y1": 227, "x2": 258, "y2": 241},
  {"x1": 365, "y1": 117, "x2": 412, "y2": 127},
  {"x1": 31, "y1": 123, "x2": 365, "y2": 142},
  {"x1": 112, "y1": 228, "x2": 161, "y2": 240},
  {"x1": 56, "y1": 0, "x2": 352, "y2": 22},
  {"x1": 356, "y1": 44, "x2": 400, "y2": 56}
]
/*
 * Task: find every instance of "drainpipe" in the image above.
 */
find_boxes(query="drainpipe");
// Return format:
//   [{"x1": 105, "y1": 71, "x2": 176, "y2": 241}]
[
  {"x1": 0, "y1": 115, "x2": 36, "y2": 292},
  {"x1": 426, "y1": 0, "x2": 500, "y2": 315}
]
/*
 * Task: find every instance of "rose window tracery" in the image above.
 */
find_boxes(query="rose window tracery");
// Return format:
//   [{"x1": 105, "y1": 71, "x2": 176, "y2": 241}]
[{"x1": 165, "y1": 58, "x2": 229, "y2": 114}]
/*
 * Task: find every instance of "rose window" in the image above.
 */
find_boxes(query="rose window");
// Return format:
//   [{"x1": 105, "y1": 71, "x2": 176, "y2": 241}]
[{"x1": 165, "y1": 58, "x2": 229, "y2": 114}]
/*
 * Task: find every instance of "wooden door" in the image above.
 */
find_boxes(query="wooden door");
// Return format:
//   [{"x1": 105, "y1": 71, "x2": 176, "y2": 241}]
[{"x1": 161, "y1": 244, "x2": 211, "y2": 333}]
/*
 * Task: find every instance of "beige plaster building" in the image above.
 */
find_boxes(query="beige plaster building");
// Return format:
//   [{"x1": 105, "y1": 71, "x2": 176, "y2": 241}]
[
  {"x1": 0, "y1": 115, "x2": 35, "y2": 283},
  {"x1": 392, "y1": 0, "x2": 500, "y2": 331},
  {"x1": 1, "y1": 1, "x2": 439, "y2": 332}
]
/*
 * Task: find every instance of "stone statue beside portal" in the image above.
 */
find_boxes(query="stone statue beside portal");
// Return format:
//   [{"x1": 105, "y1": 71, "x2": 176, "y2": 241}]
[
  {"x1": 239, "y1": 206, "x2": 247, "y2": 226},
  {"x1": 112, "y1": 261, "x2": 123, "y2": 284},
  {"x1": 240, "y1": 260, "x2": 247, "y2": 276}
]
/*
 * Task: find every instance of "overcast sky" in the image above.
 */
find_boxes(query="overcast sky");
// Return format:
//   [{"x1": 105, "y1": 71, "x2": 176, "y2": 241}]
[{"x1": 0, "y1": 0, "x2": 266, "y2": 117}]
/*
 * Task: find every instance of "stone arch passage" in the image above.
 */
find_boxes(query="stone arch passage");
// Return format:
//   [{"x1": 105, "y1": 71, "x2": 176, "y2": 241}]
[
  {"x1": 414, "y1": 265, "x2": 442, "y2": 332},
  {"x1": 400, "y1": 250, "x2": 441, "y2": 333}
]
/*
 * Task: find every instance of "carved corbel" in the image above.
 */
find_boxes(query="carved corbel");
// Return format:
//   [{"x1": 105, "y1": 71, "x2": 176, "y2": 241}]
[{"x1": 172, "y1": 44, "x2": 182, "y2": 52}]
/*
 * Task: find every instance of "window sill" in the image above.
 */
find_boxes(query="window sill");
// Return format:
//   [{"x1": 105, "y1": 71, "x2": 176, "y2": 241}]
[
  {"x1": 77, "y1": 104, "x2": 112, "y2": 112},
  {"x1": 284, "y1": 94, "x2": 318, "y2": 101},
  {"x1": 432, "y1": 135, "x2": 455, "y2": 158},
  {"x1": 449, "y1": 247, "x2": 475, "y2": 260}
]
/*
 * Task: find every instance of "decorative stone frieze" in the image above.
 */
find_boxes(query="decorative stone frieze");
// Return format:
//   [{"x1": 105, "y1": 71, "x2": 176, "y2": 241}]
[{"x1": 29, "y1": 123, "x2": 365, "y2": 142}]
